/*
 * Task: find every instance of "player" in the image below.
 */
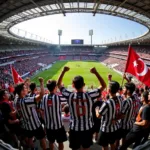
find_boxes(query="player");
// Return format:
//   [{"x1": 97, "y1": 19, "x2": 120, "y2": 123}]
[
  {"x1": 96, "y1": 81, "x2": 122, "y2": 150},
  {"x1": 14, "y1": 77, "x2": 47, "y2": 150},
  {"x1": 40, "y1": 80, "x2": 67, "y2": 150},
  {"x1": 28, "y1": 82, "x2": 44, "y2": 124},
  {"x1": 92, "y1": 97, "x2": 103, "y2": 142},
  {"x1": 119, "y1": 83, "x2": 139, "y2": 145},
  {"x1": 57, "y1": 66, "x2": 106, "y2": 150},
  {"x1": 119, "y1": 91, "x2": 150, "y2": 150}
]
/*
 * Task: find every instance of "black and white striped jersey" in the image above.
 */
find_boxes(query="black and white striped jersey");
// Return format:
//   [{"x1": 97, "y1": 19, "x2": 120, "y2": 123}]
[
  {"x1": 121, "y1": 96, "x2": 139, "y2": 130},
  {"x1": 133, "y1": 92, "x2": 142, "y2": 110},
  {"x1": 40, "y1": 93, "x2": 67, "y2": 130},
  {"x1": 15, "y1": 96, "x2": 41, "y2": 131},
  {"x1": 99, "y1": 96, "x2": 122, "y2": 133},
  {"x1": 27, "y1": 93, "x2": 41, "y2": 117},
  {"x1": 27, "y1": 93, "x2": 36, "y2": 97},
  {"x1": 60, "y1": 87, "x2": 101, "y2": 131}
]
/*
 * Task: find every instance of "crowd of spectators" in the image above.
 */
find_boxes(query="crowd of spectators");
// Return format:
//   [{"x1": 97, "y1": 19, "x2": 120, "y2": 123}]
[
  {"x1": 99, "y1": 46, "x2": 150, "y2": 73},
  {"x1": 59, "y1": 46, "x2": 94, "y2": 55},
  {"x1": 0, "y1": 50, "x2": 58, "y2": 89},
  {"x1": 106, "y1": 46, "x2": 150, "y2": 60},
  {"x1": 0, "y1": 50, "x2": 49, "y2": 64},
  {"x1": 1, "y1": 45, "x2": 150, "y2": 90},
  {"x1": 99, "y1": 56, "x2": 126, "y2": 72}
]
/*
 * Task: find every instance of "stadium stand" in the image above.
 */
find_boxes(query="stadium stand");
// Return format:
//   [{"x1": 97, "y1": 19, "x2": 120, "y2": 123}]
[{"x1": 1, "y1": 45, "x2": 150, "y2": 88}]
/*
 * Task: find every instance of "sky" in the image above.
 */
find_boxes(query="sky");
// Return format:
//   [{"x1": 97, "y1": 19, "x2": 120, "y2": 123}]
[{"x1": 12, "y1": 13, "x2": 148, "y2": 45}]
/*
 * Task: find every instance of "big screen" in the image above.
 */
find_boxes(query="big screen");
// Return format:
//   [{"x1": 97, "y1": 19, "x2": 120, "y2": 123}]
[{"x1": 71, "y1": 39, "x2": 84, "y2": 44}]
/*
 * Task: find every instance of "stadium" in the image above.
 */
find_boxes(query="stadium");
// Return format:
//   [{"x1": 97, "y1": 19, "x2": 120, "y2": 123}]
[{"x1": 0, "y1": 0, "x2": 150, "y2": 150}]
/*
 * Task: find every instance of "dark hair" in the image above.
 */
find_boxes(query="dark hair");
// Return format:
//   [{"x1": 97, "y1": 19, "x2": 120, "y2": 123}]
[
  {"x1": 119, "y1": 87, "x2": 123, "y2": 91},
  {"x1": 73, "y1": 76, "x2": 84, "y2": 90},
  {"x1": 135, "y1": 88, "x2": 141, "y2": 97},
  {"x1": 145, "y1": 86, "x2": 149, "y2": 91},
  {"x1": 142, "y1": 91, "x2": 149, "y2": 103},
  {"x1": 0, "y1": 89, "x2": 5, "y2": 101},
  {"x1": 63, "y1": 105, "x2": 69, "y2": 114},
  {"x1": 140, "y1": 88, "x2": 144, "y2": 93},
  {"x1": 14, "y1": 83, "x2": 25, "y2": 96},
  {"x1": 106, "y1": 94, "x2": 110, "y2": 100},
  {"x1": 135, "y1": 88, "x2": 139, "y2": 94},
  {"x1": 109, "y1": 81, "x2": 120, "y2": 94},
  {"x1": 30, "y1": 82, "x2": 36, "y2": 92},
  {"x1": 47, "y1": 80, "x2": 57, "y2": 92},
  {"x1": 124, "y1": 82, "x2": 135, "y2": 94},
  {"x1": 128, "y1": 76, "x2": 132, "y2": 81}
]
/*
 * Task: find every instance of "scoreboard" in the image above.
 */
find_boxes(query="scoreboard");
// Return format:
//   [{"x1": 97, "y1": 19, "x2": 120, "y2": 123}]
[{"x1": 71, "y1": 39, "x2": 84, "y2": 45}]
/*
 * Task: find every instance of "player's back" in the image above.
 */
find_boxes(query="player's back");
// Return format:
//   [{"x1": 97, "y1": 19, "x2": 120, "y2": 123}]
[{"x1": 68, "y1": 92, "x2": 93, "y2": 131}]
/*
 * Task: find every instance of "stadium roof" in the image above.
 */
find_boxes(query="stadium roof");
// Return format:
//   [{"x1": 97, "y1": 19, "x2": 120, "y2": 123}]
[{"x1": 0, "y1": 0, "x2": 150, "y2": 46}]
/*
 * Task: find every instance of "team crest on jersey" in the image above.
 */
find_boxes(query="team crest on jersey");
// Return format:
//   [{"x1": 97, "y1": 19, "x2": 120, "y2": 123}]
[
  {"x1": 116, "y1": 103, "x2": 120, "y2": 110},
  {"x1": 47, "y1": 100, "x2": 52, "y2": 106}
]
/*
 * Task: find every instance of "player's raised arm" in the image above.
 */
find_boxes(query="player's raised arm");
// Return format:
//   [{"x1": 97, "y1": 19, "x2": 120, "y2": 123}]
[
  {"x1": 35, "y1": 77, "x2": 44, "y2": 102},
  {"x1": 57, "y1": 66, "x2": 70, "y2": 88},
  {"x1": 24, "y1": 77, "x2": 30, "y2": 92},
  {"x1": 90, "y1": 67, "x2": 106, "y2": 92}
]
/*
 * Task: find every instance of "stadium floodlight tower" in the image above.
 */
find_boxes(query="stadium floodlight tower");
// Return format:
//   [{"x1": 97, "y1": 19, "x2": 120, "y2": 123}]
[
  {"x1": 58, "y1": 30, "x2": 62, "y2": 45},
  {"x1": 89, "y1": 30, "x2": 93, "y2": 45}
]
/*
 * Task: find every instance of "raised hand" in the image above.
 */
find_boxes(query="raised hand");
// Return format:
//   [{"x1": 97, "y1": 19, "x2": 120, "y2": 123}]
[
  {"x1": 63, "y1": 66, "x2": 70, "y2": 72},
  {"x1": 90, "y1": 67, "x2": 97, "y2": 74},
  {"x1": 24, "y1": 77, "x2": 30, "y2": 84},
  {"x1": 39, "y1": 77, "x2": 44, "y2": 83}
]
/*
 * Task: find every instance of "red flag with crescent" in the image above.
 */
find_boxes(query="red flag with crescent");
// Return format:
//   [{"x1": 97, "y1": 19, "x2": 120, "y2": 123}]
[
  {"x1": 10, "y1": 65, "x2": 24, "y2": 84},
  {"x1": 125, "y1": 46, "x2": 150, "y2": 86}
]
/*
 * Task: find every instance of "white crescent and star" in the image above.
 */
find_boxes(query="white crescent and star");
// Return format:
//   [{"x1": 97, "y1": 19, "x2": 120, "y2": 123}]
[{"x1": 133, "y1": 58, "x2": 148, "y2": 76}]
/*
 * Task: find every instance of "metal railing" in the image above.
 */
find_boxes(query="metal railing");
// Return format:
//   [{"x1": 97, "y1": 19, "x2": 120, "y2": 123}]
[{"x1": 9, "y1": 27, "x2": 52, "y2": 44}]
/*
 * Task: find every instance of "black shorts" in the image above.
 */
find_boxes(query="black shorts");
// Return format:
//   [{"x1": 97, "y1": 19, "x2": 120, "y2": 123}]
[
  {"x1": 119, "y1": 129, "x2": 130, "y2": 139},
  {"x1": 46, "y1": 127, "x2": 67, "y2": 143},
  {"x1": 7, "y1": 124, "x2": 24, "y2": 136},
  {"x1": 92, "y1": 120, "x2": 101, "y2": 133},
  {"x1": 69, "y1": 129, "x2": 93, "y2": 149},
  {"x1": 24, "y1": 126, "x2": 45, "y2": 140},
  {"x1": 98, "y1": 130, "x2": 119, "y2": 147}
]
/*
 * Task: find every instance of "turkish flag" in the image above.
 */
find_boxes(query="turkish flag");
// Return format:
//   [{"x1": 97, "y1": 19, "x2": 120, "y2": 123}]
[
  {"x1": 10, "y1": 65, "x2": 24, "y2": 84},
  {"x1": 125, "y1": 46, "x2": 150, "y2": 86}
]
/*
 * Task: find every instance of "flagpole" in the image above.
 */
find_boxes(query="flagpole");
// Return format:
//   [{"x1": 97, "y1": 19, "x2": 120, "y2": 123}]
[
  {"x1": 10, "y1": 64, "x2": 15, "y2": 85},
  {"x1": 121, "y1": 44, "x2": 131, "y2": 87},
  {"x1": 121, "y1": 75, "x2": 125, "y2": 87}
]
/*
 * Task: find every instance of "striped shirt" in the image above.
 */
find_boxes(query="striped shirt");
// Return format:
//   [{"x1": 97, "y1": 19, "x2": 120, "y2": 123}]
[
  {"x1": 40, "y1": 93, "x2": 67, "y2": 130},
  {"x1": 16, "y1": 97, "x2": 41, "y2": 130},
  {"x1": 121, "y1": 96, "x2": 139, "y2": 130},
  {"x1": 27, "y1": 93, "x2": 36, "y2": 97},
  {"x1": 99, "y1": 96, "x2": 122, "y2": 133},
  {"x1": 60, "y1": 87, "x2": 101, "y2": 131},
  {"x1": 27, "y1": 93, "x2": 41, "y2": 118},
  {"x1": 133, "y1": 92, "x2": 142, "y2": 110}
]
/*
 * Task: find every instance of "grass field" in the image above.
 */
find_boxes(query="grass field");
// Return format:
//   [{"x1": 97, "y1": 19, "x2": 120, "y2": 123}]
[{"x1": 32, "y1": 61, "x2": 123, "y2": 88}]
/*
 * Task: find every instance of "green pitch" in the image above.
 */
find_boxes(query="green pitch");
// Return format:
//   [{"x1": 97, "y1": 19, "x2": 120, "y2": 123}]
[{"x1": 32, "y1": 61, "x2": 123, "y2": 88}]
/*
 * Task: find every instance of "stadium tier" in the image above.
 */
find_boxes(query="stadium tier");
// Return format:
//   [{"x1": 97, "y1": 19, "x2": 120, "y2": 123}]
[{"x1": 0, "y1": 45, "x2": 150, "y2": 89}]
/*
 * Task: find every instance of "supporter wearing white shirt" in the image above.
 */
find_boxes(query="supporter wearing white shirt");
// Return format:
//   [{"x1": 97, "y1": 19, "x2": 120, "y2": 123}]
[
  {"x1": 5, "y1": 83, "x2": 9, "y2": 89},
  {"x1": 62, "y1": 105, "x2": 70, "y2": 132}
]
